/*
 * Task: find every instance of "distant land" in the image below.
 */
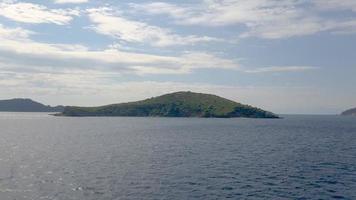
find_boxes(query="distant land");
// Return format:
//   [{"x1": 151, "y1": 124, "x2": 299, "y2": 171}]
[
  {"x1": 59, "y1": 91, "x2": 279, "y2": 118},
  {"x1": 0, "y1": 98, "x2": 64, "y2": 112},
  {"x1": 341, "y1": 107, "x2": 356, "y2": 116}
]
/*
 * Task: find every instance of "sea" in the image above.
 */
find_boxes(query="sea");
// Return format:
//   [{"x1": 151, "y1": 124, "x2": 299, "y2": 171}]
[{"x1": 0, "y1": 112, "x2": 355, "y2": 200}]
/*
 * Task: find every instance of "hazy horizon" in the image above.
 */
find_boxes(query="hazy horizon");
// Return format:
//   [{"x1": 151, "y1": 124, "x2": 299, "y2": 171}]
[
  {"x1": 0, "y1": 0, "x2": 355, "y2": 114},
  {"x1": 0, "y1": 92, "x2": 350, "y2": 115}
]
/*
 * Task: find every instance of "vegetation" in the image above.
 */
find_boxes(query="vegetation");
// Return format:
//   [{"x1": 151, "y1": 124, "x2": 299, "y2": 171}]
[
  {"x1": 60, "y1": 91, "x2": 279, "y2": 118},
  {"x1": 341, "y1": 107, "x2": 356, "y2": 116},
  {"x1": 0, "y1": 98, "x2": 64, "y2": 112}
]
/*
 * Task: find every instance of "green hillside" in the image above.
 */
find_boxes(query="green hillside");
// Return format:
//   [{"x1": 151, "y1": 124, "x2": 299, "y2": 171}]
[
  {"x1": 60, "y1": 91, "x2": 279, "y2": 118},
  {"x1": 0, "y1": 98, "x2": 64, "y2": 112},
  {"x1": 341, "y1": 107, "x2": 356, "y2": 116}
]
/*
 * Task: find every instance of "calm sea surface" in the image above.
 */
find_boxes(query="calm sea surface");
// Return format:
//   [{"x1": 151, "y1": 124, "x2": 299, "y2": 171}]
[{"x1": 0, "y1": 113, "x2": 355, "y2": 200}]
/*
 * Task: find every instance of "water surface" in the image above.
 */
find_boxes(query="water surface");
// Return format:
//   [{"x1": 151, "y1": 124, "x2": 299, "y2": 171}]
[{"x1": 0, "y1": 113, "x2": 355, "y2": 199}]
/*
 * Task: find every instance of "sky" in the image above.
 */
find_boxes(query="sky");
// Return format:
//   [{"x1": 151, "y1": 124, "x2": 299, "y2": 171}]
[{"x1": 0, "y1": 0, "x2": 355, "y2": 114}]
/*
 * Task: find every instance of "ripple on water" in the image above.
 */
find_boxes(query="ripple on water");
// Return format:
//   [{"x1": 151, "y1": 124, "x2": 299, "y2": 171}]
[{"x1": 0, "y1": 114, "x2": 355, "y2": 199}]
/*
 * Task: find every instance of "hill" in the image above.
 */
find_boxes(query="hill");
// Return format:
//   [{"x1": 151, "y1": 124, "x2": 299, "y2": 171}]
[
  {"x1": 341, "y1": 107, "x2": 356, "y2": 116},
  {"x1": 60, "y1": 91, "x2": 279, "y2": 118},
  {"x1": 0, "y1": 98, "x2": 64, "y2": 112}
]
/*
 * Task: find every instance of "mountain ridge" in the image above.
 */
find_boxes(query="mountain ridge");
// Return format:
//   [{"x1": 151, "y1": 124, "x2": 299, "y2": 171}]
[
  {"x1": 0, "y1": 98, "x2": 64, "y2": 112},
  {"x1": 341, "y1": 107, "x2": 356, "y2": 116},
  {"x1": 60, "y1": 91, "x2": 279, "y2": 118}
]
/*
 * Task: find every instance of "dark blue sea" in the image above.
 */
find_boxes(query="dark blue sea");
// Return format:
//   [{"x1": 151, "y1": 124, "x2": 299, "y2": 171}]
[{"x1": 0, "y1": 113, "x2": 355, "y2": 200}]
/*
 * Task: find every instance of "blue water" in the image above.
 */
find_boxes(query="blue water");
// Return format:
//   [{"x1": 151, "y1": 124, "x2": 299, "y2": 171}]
[{"x1": 0, "y1": 113, "x2": 355, "y2": 199}]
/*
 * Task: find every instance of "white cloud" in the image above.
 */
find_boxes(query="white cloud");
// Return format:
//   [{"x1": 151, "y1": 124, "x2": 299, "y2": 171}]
[
  {"x1": 86, "y1": 7, "x2": 220, "y2": 47},
  {"x1": 0, "y1": 24, "x2": 238, "y2": 76},
  {"x1": 130, "y1": 0, "x2": 356, "y2": 39},
  {"x1": 0, "y1": 24, "x2": 33, "y2": 39},
  {"x1": 130, "y1": 1, "x2": 305, "y2": 26},
  {"x1": 54, "y1": 0, "x2": 88, "y2": 4},
  {"x1": 129, "y1": 2, "x2": 190, "y2": 20},
  {"x1": 131, "y1": 52, "x2": 239, "y2": 75},
  {"x1": 313, "y1": 0, "x2": 356, "y2": 12},
  {"x1": 0, "y1": 24, "x2": 317, "y2": 77},
  {"x1": 0, "y1": 1, "x2": 79, "y2": 25},
  {"x1": 244, "y1": 66, "x2": 318, "y2": 73},
  {"x1": 329, "y1": 20, "x2": 356, "y2": 35},
  {"x1": 240, "y1": 18, "x2": 356, "y2": 39}
]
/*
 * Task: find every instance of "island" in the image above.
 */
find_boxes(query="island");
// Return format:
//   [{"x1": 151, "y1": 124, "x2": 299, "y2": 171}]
[
  {"x1": 341, "y1": 107, "x2": 356, "y2": 116},
  {"x1": 59, "y1": 91, "x2": 279, "y2": 118},
  {"x1": 0, "y1": 98, "x2": 64, "y2": 112}
]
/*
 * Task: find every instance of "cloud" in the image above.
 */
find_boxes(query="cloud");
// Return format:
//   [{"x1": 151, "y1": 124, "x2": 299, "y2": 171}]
[
  {"x1": 131, "y1": 52, "x2": 239, "y2": 75},
  {"x1": 0, "y1": 24, "x2": 239, "y2": 76},
  {"x1": 313, "y1": 0, "x2": 356, "y2": 12},
  {"x1": 244, "y1": 66, "x2": 318, "y2": 73},
  {"x1": 129, "y1": 2, "x2": 191, "y2": 20},
  {"x1": 0, "y1": 23, "x2": 316, "y2": 77},
  {"x1": 54, "y1": 0, "x2": 88, "y2": 4},
  {"x1": 0, "y1": 1, "x2": 80, "y2": 25},
  {"x1": 86, "y1": 7, "x2": 220, "y2": 47},
  {"x1": 130, "y1": 1, "x2": 307, "y2": 26},
  {"x1": 0, "y1": 24, "x2": 33, "y2": 39},
  {"x1": 130, "y1": 0, "x2": 356, "y2": 39}
]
